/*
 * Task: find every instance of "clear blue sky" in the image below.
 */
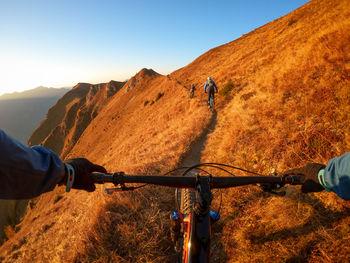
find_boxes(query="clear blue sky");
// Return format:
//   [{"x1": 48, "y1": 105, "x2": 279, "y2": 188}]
[{"x1": 0, "y1": 0, "x2": 309, "y2": 95}]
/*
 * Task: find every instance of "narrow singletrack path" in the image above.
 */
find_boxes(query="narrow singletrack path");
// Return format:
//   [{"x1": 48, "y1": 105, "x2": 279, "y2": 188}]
[{"x1": 179, "y1": 110, "x2": 218, "y2": 169}]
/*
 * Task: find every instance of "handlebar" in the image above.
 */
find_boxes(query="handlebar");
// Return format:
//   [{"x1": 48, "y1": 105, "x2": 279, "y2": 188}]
[{"x1": 92, "y1": 172, "x2": 303, "y2": 189}]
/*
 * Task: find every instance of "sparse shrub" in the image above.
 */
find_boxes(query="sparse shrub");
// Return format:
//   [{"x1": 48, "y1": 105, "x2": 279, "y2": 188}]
[
  {"x1": 155, "y1": 92, "x2": 164, "y2": 101},
  {"x1": 150, "y1": 100, "x2": 155, "y2": 105},
  {"x1": 53, "y1": 194, "x2": 63, "y2": 204},
  {"x1": 220, "y1": 79, "x2": 235, "y2": 96},
  {"x1": 288, "y1": 19, "x2": 297, "y2": 26},
  {"x1": 4, "y1": 225, "x2": 15, "y2": 240},
  {"x1": 29, "y1": 199, "x2": 36, "y2": 209},
  {"x1": 240, "y1": 91, "x2": 256, "y2": 101},
  {"x1": 144, "y1": 100, "x2": 149, "y2": 106}
]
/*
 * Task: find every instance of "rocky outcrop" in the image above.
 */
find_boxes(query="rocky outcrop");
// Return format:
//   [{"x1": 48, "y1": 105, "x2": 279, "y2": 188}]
[{"x1": 28, "y1": 80, "x2": 125, "y2": 158}]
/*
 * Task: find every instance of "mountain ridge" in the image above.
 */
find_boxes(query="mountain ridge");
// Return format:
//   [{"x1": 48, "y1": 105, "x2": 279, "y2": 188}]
[
  {"x1": 0, "y1": 87, "x2": 70, "y2": 143},
  {"x1": 0, "y1": 86, "x2": 71, "y2": 100},
  {"x1": 28, "y1": 80, "x2": 126, "y2": 158}
]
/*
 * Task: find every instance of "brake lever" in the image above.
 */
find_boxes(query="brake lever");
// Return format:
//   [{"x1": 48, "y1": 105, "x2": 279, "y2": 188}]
[
  {"x1": 259, "y1": 172, "x2": 304, "y2": 196},
  {"x1": 258, "y1": 171, "x2": 287, "y2": 196},
  {"x1": 259, "y1": 182, "x2": 286, "y2": 196}
]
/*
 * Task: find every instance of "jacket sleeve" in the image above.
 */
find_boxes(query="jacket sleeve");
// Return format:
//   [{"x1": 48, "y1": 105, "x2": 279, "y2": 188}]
[
  {"x1": 324, "y1": 152, "x2": 350, "y2": 200},
  {"x1": 0, "y1": 129, "x2": 65, "y2": 200},
  {"x1": 204, "y1": 82, "x2": 208, "y2": 92},
  {"x1": 213, "y1": 81, "x2": 218, "y2": 92}
]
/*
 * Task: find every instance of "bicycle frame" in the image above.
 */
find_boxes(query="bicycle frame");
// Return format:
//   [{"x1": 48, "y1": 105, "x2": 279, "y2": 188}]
[
  {"x1": 181, "y1": 177, "x2": 212, "y2": 263},
  {"x1": 178, "y1": 175, "x2": 213, "y2": 262},
  {"x1": 181, "y1": 212, "x2": 211, "y2": 262}
]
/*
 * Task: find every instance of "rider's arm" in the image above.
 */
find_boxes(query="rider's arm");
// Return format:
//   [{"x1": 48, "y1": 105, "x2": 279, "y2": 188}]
[
  {"x1": 204, "y1": 82, "x2": 208, "y2": 93},
  {"x1": 213, "y1": 81, "x2": 218, "y2": 92},
  {"x1": 323, "y1": 152, "x2": 350, "y2": 200},
  {"x1": 0, "y1": 129, "x2": 65, "y2": 200}
]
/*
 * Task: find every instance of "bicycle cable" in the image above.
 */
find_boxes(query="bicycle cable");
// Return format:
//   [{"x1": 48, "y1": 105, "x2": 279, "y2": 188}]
[
  {"x1": 162, "y1": 166, "x2": 211, "y2": 176},
  {"x1": 182, "y1": 164, "x2": 237, "y2": 177},
  {"x1": 188, "y1": 162, "x2": 266, "y2": 176}
]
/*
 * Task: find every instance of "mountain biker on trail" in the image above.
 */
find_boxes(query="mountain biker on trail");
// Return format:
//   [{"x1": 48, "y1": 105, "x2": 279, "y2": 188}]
[
  {"x1": 204, "y1": 77, "x2": 218, "y2": 106},
  {"x1": 0, "y1": 128, "x2": 349, "y2": 201},
  {"x1": 189, "y1": 84, "x2": 195, "y2": 99}
]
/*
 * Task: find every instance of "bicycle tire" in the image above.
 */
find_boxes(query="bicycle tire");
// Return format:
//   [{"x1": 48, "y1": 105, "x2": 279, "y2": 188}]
[
  {"x1": 180, "y1": 188, "x2": 196, "y2": 214},
  {"x1": 179, "y1": 188, "x2": 196, "y2": 262},
  {"x1": 209, "y1": 96, "x2": 215, "y2": 109}
]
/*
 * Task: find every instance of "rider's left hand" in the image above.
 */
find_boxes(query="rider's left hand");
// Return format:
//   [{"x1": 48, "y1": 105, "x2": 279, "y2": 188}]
[{"x1": 62, "y1": 158, "x2": 107, "y2": 192}]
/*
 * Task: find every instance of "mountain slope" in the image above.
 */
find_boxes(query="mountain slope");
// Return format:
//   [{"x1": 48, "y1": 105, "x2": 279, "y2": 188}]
[
  {"x1": 66, "y1": 68, "x2": 210, "y2": 173},
  {"x1": 1, "y1": 0, "x2": 350, "y2": 262},
  {"x1": 174, "y1": 0, "x2": 350, "y2": 261},
  {"x1": 28, "y1": 80, "x2": 125, "y2": 158},
  {"x1": 0, "y1": 68, "x2": 211, "y2": 262}
]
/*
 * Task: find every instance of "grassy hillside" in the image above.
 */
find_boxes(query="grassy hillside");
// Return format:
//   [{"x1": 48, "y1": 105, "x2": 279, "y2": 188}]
[
  {"x1": 1, "y1": 0, "x2": 349, "y2": 262},
  {"x1": 28, "y1": 80, "x2": 125, "y2": 158},
  {"x1": 182, "y1": 0, "x2": 350, "y2": 261}
]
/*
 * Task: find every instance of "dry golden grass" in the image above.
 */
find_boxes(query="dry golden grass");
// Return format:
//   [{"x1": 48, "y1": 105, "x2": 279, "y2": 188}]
[
  {"x1": 0, "y1": 69, "x2": 211, "y2": 262},
  {"x1": 74, "y1": 187, "x2": 177, "y2": 263},
  {"x1": 197, "y1": 0, "x2": 350, "y2": 261},
  {"x1": 1, "y1": 0, "x2": 350, "y2": 262},
  {"x1": 67, "y1": 69, "x2": 210, "y2": 173}
]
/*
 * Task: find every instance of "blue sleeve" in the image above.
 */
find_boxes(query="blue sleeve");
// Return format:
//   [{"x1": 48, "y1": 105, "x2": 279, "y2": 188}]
[
  {"x1": 324, "y1": 152, "x2": 350, "y2": 200},
  {"x1": 213, "y1": 81, "x2": 218, "y2": 92},
  {"x1": 0, "y1": 129, "x2": 65, "y2": 200},
  {"x1": 204, "y1": 82, "x2": 208, "y2": 92}
]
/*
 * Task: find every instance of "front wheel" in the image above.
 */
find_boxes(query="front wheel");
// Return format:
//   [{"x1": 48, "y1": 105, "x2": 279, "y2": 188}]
[
  {"x1": 180, "y1": 188, "x2": 196, "y2": 262},
  {"x1": 209, "y1": 96, "x2": 215, "y2": 109}
]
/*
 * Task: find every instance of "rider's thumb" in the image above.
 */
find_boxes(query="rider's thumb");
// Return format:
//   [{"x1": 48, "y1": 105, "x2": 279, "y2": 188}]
[{"x1": 90, "y1": 164, "x2": 107, "y2": 173}]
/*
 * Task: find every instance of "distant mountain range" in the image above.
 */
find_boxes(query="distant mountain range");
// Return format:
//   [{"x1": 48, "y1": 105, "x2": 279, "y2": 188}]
[{"x1": 0, "y1": 86, "x2": 70, "y2": 144}]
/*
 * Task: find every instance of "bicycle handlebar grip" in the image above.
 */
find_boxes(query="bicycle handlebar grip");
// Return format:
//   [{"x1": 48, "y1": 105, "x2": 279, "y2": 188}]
[
  {"x1": 91, "y1": 173, "x2": 104, "y2": 184},
  {"x1": 91, "y1": 173, "x2": 114, "y2": 184},
  {"x1": 285, "y1": 174, "x2": 304, "y2": 185}
]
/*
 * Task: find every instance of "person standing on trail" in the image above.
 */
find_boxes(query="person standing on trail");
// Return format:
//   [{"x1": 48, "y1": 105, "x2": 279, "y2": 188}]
[
  {"x1": 204, "y1": 77, "x2": 218, "y2": 105},
  {"x1": 189, "y1": 84, "x2": 195, "y2": 98}
]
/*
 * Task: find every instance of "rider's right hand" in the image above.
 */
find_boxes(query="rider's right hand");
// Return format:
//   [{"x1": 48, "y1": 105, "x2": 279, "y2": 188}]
[{"x1": 284, "y1": 163, "x2": 326, "y2": 193}]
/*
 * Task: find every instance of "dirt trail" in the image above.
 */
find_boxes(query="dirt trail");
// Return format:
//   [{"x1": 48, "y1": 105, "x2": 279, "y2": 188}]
[{"x1": 179, "y1": 110, "x2": 217, "y2": 169}]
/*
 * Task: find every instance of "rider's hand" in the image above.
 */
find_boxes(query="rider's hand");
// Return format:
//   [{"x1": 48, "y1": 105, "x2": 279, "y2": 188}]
[
  {"x1": 63, "y1": 158, "x2": 107, "y2": 192},
  {"x1": 284, "y1": 163, "x2": 326, "y2": 193}
]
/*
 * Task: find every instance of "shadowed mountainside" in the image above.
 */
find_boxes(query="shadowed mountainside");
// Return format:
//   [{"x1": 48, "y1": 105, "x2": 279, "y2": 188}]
[{"x1": 1, "y1": 0, "x2": 349, "y2": 262}]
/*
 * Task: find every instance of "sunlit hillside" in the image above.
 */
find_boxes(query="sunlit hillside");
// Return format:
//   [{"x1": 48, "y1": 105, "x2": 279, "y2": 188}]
[
  {"x1": 28, "y1": 80, "x2": 125, "y2": 158},
  {"x1": 1, "y1": 0, "x2": 349, "y2": 262}
]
